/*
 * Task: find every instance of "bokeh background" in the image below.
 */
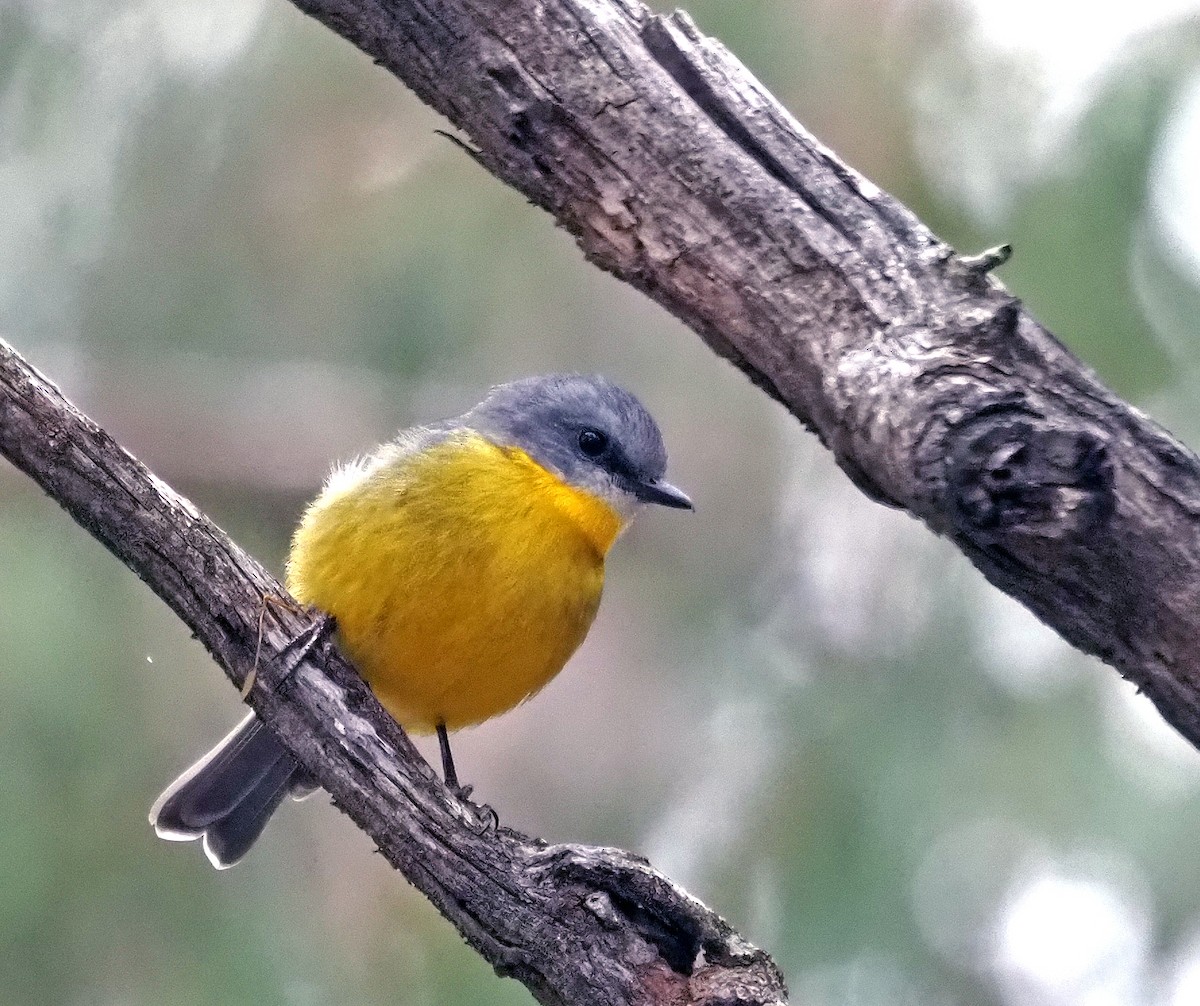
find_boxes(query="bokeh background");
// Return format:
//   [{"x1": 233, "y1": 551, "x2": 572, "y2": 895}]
[{"x1": 3, "y1": 1, "x2": 1200, "y2": 1003}]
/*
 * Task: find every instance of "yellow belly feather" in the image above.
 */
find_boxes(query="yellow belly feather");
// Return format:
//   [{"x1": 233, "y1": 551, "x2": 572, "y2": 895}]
[{"x1": 285, "y1": 432, "x2": 624, "y2": 732}]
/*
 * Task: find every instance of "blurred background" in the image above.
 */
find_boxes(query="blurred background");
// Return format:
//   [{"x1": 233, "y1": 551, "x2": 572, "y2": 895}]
[{"x1": 3, "y1": 1, "x2": 1200, "y2": 1003}]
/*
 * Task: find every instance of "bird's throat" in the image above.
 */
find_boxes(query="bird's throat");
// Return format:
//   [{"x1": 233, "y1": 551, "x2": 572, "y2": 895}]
[{"x1": 501, "y1": 446, "x2": 625, "y2": 557}]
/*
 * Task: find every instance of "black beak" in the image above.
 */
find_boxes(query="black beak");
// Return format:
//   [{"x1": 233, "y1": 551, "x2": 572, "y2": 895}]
[{"x1": 634, "y1": 478, "x2": 694, "y2": 510}]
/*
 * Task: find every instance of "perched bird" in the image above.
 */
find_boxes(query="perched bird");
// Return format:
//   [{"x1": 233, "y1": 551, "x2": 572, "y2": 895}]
[{"x1": 150, "y1": 374, "x2": 692, "y2": 868}]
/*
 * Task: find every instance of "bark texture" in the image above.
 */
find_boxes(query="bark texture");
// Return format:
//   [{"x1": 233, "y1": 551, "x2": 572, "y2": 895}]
[
  {"x1": 284, "y1": 0, "x2": 1200, "y2": 747},
  {"x1": 6, "y1": 0, "x2": 1200, "y2": 1002},
  {"x1": 0, "y1": 338, "x2": 786, "y2": 1005}
]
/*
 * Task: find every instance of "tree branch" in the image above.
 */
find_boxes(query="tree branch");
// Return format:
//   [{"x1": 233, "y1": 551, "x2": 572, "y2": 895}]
[
  {"x1": 284, "y1": 0, "x2": 1200, "y2": 748},
  {"x1": 0, "y1": 338, "x2": 787, "y2": 1005},
  {"x1": 8, "y1": 0, "x2": 1200, "y2": 1001}
]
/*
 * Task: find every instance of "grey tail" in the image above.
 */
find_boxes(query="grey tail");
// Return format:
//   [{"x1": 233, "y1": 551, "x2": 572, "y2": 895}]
[{"x1": 149, "y1": 712, "x2": 315, "y2": 869}]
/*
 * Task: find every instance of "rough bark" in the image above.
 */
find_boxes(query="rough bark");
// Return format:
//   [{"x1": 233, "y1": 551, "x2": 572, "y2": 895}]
[
  {"x1": 0, "y1": 338, "x2": 787, "y2": 1005},
  {"x1": 6, "y1": 0, "x2": 1200, "y2": 1001},
  {"x1": 282, "y1": 0, "x2": 1200, "y2": 747}
]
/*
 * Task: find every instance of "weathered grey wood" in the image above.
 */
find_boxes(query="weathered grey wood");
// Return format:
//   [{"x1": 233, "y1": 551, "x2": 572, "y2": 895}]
[
  {"x1": 0, "y1": 338, "x2": 787, "y2": 1005},
  {"x1": 285, "y1": 0, "x2": 1200, "y2": 747},
  {"x1": 7, "y1": 0, "x2": 1200, "y2": 1000}
]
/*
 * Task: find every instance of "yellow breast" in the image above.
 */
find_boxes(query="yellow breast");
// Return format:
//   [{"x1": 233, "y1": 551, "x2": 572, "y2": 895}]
[{"x1": 284, "y1": 431, "x2": 625, "y2": 731}]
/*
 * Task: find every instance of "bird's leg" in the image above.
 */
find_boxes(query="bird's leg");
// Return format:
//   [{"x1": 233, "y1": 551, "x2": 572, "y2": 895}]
[
  {"x1": 436, "y1": 722, "x2": 499, "y2": 833},
  {"x1": 243, "y1": 593, "x2": 336, "y2": 699},
  {"x1": 437, "y1": 722, "x2": 463, "y2": 793},
  {"x1": 276, "y1": 612, "x2": 338, "y2": 682}
]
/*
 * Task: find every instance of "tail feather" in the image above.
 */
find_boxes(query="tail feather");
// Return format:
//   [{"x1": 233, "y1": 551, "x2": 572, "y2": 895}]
[
  {"x1": 200, "y1": 753, "x2": 299, "y2": 868},
  {"x1": 150, "y1": 713, "x2": 311, "y2": 869}
]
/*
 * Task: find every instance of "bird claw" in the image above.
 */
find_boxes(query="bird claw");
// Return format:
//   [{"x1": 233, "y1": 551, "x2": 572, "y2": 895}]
[
  {"x1": 448, "y1": 783, "x2": 498, "y2": 834},
  {"x1": 471, "y1": 800, "x2": 500, "y2": 835}
]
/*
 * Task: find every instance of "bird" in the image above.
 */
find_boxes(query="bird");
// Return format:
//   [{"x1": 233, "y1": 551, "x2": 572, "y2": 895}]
[{"x1": 150, "y1": 374, "x2": 692, "y2": 868}]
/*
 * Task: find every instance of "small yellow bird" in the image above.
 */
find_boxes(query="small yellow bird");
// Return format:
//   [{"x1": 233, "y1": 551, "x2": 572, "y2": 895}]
[{"x1": 151, "y1": 374, "x2": 692, "y2": 868}]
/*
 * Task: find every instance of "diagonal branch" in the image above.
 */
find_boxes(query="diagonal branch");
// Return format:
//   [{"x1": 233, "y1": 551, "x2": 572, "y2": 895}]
[
  {"x1": 7, "y1": 0, "x2": 1200, "y2": 1000},
  {"x1": 285, "y1": 0, "x2": 1200, "y2": 748},
  {"x1": 0, "y1": 337, "x2": 786, "y2": 1005}
]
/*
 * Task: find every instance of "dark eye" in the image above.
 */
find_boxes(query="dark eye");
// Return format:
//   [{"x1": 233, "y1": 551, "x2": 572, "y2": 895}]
[{"x1": 578, "y1": 428, "x2": 608, "y2": 458}]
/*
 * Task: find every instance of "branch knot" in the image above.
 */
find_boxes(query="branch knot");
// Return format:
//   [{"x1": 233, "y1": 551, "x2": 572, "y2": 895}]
[{"x1": 946, "y1": 412, "x2": 1114, "y2": 545}]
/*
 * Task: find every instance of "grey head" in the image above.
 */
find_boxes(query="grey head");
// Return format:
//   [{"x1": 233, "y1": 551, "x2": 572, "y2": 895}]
[{"x1": 464, "y1": 374, "x2": 692, "y2": 513}]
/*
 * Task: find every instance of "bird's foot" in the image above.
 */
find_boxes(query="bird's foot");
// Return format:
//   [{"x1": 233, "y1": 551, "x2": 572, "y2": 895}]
[
  {"x1": 469, "y1": 799, "x2": 500, "y2": 836},
  {"x1": 244, "y1": 600, "x2": 336, "y2": 699},
  {"x1": 448, "y1": 783, "x2": 499, "y2": 834}
]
